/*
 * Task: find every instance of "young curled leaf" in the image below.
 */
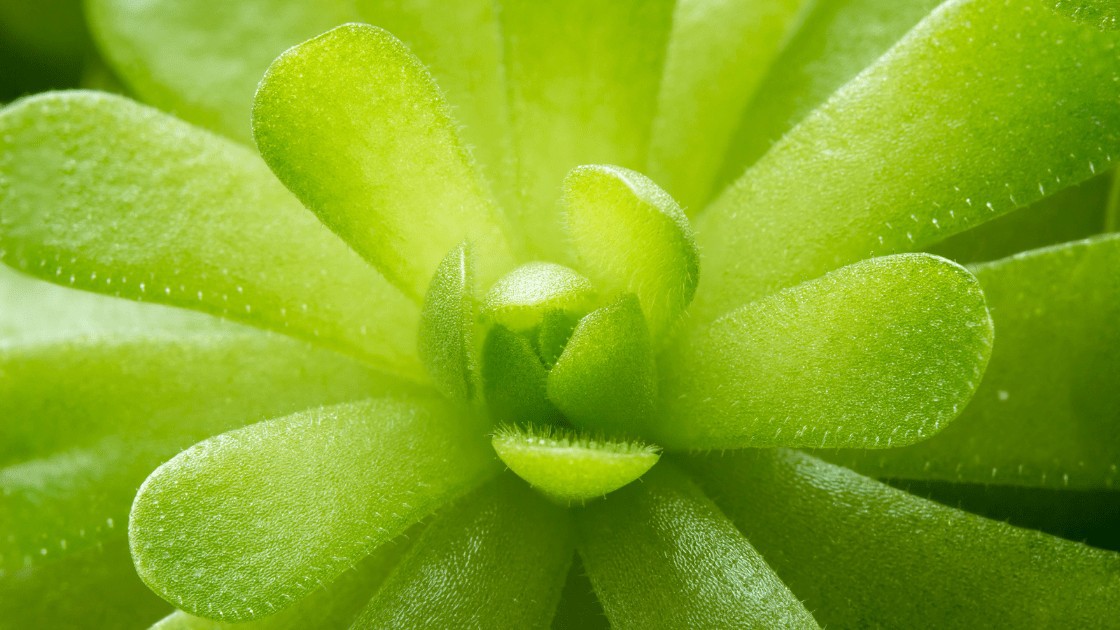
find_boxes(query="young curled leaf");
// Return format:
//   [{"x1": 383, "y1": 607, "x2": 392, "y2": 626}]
[
  {"x1": 657, "y1": 254, "x2": 993, "y2": 450},
  {"x1": 548, "y1": 294, "x2": 657, "y2": 437},
  {"x1": 481, "y1": 262, "x2": 596, "y2": 331},
  {"x1": 563, "y1": 165, "x2": 699, "y2": 342},
  {"x1": 418, "y1": 242, "x2": 477, "y2": 402},
  {"x1": 492, "y1": 424, "x2": 659, "y2": 503}
]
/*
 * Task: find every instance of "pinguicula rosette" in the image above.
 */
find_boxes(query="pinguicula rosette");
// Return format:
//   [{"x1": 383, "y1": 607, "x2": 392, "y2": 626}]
[{"x1": 1, "y1": 1, "x2": 1120, "y2": 628}]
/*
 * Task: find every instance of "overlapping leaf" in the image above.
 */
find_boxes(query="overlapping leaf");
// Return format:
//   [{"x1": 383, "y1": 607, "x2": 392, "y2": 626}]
[
  {"x1": 129, "y1": 398, "x2": 498, "y2": 621},
  {"x1": 0, "y1": 91, "x2": 421, "y2": 377},
  {"x1": 827, "y1": 235, "x2": 1120, "y2": 489},
  {"x1": 253, "y1": 23, "x2": 516, "y2": 302},
  {"x1": 694, "y1": 0, "x2": 1120, "y2": 321},
  {"x1": 687, "y1": 449, "x2": 1120, "y2": 627}
]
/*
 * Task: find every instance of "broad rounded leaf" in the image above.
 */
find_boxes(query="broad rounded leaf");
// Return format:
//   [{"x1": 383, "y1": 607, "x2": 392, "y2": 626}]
[
  {"x1": 418, "y1": 242, "x2": 477, "y2": 401},
  {"x1": 548, "y1": 295, "x2": 657, "y2": 436},
  {"x1": 253, "y1": 23, "x2": 516, "y2": 302},
  {"x1": 353, "y1": 476, "x2": 571, "y2": 628},
  {"x1": 828, "y1": 235, "x2": 1120, "y2": 489},
  {"x1": 562, "y1": 165, "x2": 699, "y2": 341},
  {"x1": 492, "y1": 425, "x2": 659, "y2": 503},
  {"x1": 0, "y1": 91, "x2": 421, "y2": 377},
  {"x1": 694, "y1": 0, "x2": 1120, "y2": 321},
  {"x1": 576, "y1": 464, "x2": 819, "y2": 629},
  {"x1": 657, "y1": 254, "x2": 993, "y2": 450},
  {"x1": 687, "y1": 449, "x2": 1120, "y2": 628},
  {"x1": 129, "y1": 398, "x2": 498, "y2": 621}
]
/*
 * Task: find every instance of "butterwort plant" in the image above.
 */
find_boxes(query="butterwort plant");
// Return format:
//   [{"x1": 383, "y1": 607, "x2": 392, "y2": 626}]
[{"x1": 2, "y1": 0, "x2": 1120, "y2": 628}]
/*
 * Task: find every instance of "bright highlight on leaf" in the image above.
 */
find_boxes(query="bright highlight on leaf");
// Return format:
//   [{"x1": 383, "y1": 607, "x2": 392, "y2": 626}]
[
  {"x1": 658, "y1": 254, "x2": 993, "y2": 450},
  {"x1": 418, "y1": 242, "x2": 477, "y2": 402},
  {"x1": 492, "y1": 425, "x2": 660, "y2": 503},
  {"x1": 548, "y1": 294, "x2": 657, "y2": 437},
  {"x1": 576, "y1": 464, "x2": 819, "y2": 629},
  {"x1": 252, "y1": 23, "x2": 515, "y2": 302},
  {"x1": 129, "y1": 398, "x2": 497, "y2": 622},
  {"x1": 353, "y1": 476, "x2": 571, "y2": 628},
  {"x1": 828, "y1": 235, "x2": 1120, "y2": 489},
  {"x1": 687, "y1": 449, "x2": 1120, "y2": 628},
  {"x1": 481, "y1": 262, "x2": 596, "y2": 331},
  {"x1": 0, "y1": 91, "x2": 421, "y2": 378},
  {"x1": 563, "y1": 165, "x2": 699, "y2": 341},
  {"x1": 694, "y1": 0, "x2": 1120, "y2": 321}
]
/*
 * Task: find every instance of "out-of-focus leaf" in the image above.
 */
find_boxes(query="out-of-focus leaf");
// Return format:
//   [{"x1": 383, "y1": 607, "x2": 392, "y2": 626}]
[
  {"x1": 687, "y1": 449, "x2": 1120, "y2": 628},
  {"x1": 0, "y1": 91, "x2": 421, "y2": 377},
  {"x1": 499, "y1": 0, "x2": 675, "y2": 261},
  {"x1": 481, "y1": 325, "x2": 560, "y2": 426},
  {"x1": 649, "y1": 0, "x2": 809, "y2": 211},
  {"x1": 657, "y1": 254, "x2": 992, "y2": 450}
]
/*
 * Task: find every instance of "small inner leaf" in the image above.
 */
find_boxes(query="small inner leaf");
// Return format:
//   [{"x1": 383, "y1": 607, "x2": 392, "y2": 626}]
[
  {"x1": 562, "y1": 165, "x2": 699, "y2": 342},
  {"x1": 547, "y1": 294, "x2": 657, "y2": 436},
  {"x1": 492, "y1": 424, "x2": 660, "y2": 503},
  {"x1": 418, "y1": 242, "x2": 477, "y2": 402},
  {"x1": 535, "y1": 309, "x2": 579, "y2": 369},
  {"x1": 657, "y1": 253, "x2": 993, "y2": 450},
  {"x1": 129, "y1": 397, "x2": 497, "y2": 622},
  {"x1": 481, "y1": 262, "x2": 596, "y2": 331},
  {"x1": 481, "y1": 325, "x2": 561, "y2": 426}
]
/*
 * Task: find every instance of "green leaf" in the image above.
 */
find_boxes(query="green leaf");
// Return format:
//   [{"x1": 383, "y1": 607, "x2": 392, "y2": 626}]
[
  {"x1": 481, "y1": 325, "x2": 560, "y2": 426},
  {"x1": 355, "y1": 0, "x2": 516, "y2": 214},
  {"x1": 418, "y1": 242, "x2": 477, "y2": 402},
  {"x1": 929, "y1": 173, "x2": 1113, "y2": 264},
  {"x1": 252, "y1": 23, "x2": 516, "y2": 302},
  {"x1": 150, "y1": 528, "x2": 417, "y2": 630},
  {"x1": 715, "y1": 0, "x2": 943, "y2": 190},
  {"x1": 656, "y1": 254, "x2": 993, "y2": 450},
  {"x1": 129, "y1": 397, "x2": 498, "y2": 622},
  {"x1": 491, "y1": 425, "x2": 660, "y2": 503},
  {"x1": 1048, "y1": 0, "x2": 1119, "y2": 29},
  {"x1": 0, "y1": 536, "x2": 169, "y2": 630},
  {"x1": 562, "y1": 165, "x2": 699, "y2": 341},
  {"x1": 0, "y1": 91, "x2": 421, "y2": 377},
  {"x1": 499, "y1": 0, "x2": 675, "y2": 261},
  {"x1": 481, "y1": 263, "x2": 597, "y2": 331},
  {"x1": 535, "y1": 310, "x2": 579, "y2": 369},
  {"x1": 548, "y1": 294, "x2": 657, "y2": 436},
  {"x1": 686, "y1": 448, "x2": 1120, "y2": 628},
  {"x1": 85, "y1": 0, "x2": 355, "y2": 142},
  {"x1": 0, "y1": 264, "x2": 219, "y2": 345},
  {"x1": 352, "y1": 476, "x2": 572, "y2": 628},
  {"x1": 693, "y1": 0, "x2": 1120, "y2": 322},
  {"x1": 826, "y1": 235, "x2": 1120, "y2": 489},
  {"x1": 576, "y1": 464, "x2": 819, "y2": 629},
  {"x1": 648, "y1": 0, "x2": 809, "y2": 211},
  {"x1": 550, "y1": 556, "x2": 609, "y2": 630},
  {"x1": 2, "y1": 329, "x2": 404, "y2": 628}
]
